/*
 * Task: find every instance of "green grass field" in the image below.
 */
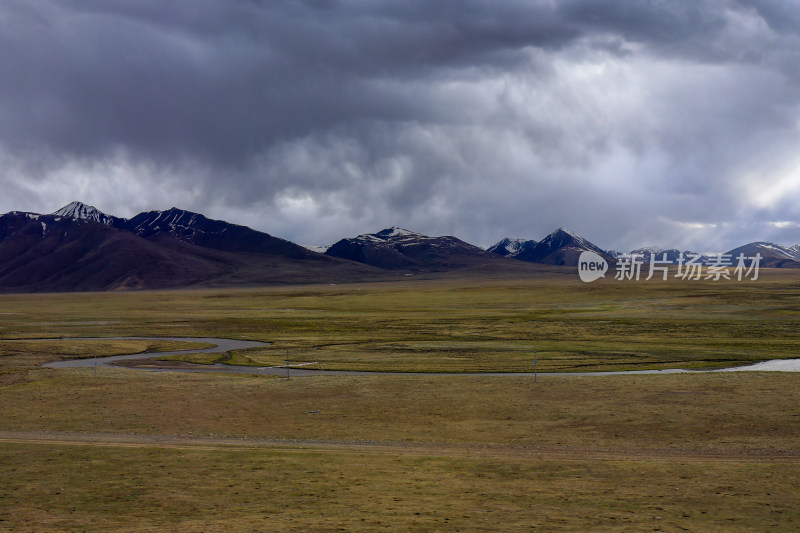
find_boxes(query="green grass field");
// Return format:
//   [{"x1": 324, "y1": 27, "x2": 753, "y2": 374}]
[
  {"x1": 3, "y1": 270, "x2": 800, "y2": 374},
  {"x1": 0, "y1": 270, "x2": 798, "y2": 531}
]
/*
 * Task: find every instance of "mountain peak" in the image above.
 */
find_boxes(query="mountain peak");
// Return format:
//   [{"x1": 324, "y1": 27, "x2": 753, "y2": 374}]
[
  {"x1": 489, "y1": 228, "x2": 610, "y2": 266},
  {"x1": 542, "y1": 227, "x2": 586, "y2": 246},
  {"x1": 487, "y1": 237, "x2": 535, "y2": 256},
  {"x1": 551, "y1": 227, "x2": 579, "y2": 238},
  {"x1": 52, "y1": 201, "x2": 114, "y2": 224},
  {"x1": 374, "y1": 227, "x2": 422, "y2": 239}
]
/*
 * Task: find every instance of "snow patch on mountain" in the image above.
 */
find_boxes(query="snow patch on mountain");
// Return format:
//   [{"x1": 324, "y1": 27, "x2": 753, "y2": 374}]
[
  {"x1": 375, "y1": 227, "x2": 421, "y2": 239},
  {"x1": 303, "y1": 244, "x2": 329, "y2": 253},
  {"x1": 744, "y1": 242, "x2": 797, "y2": 260},
  {"x1": 487, "y1": 238, "x2": 533, "y2": 256},
  {"x1": 130, "y1": 208, "x2": 215, "y2": 238},
  {"x1": 325, "y1": 226, "x2": 490, "y2": 269},
  {"x1": 348, "y1": 227, "x2": 434, "y2": 244}
]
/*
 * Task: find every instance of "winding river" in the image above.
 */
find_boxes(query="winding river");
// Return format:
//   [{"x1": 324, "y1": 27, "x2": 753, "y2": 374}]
[{"x1": 37, "y1": 336, "x2": 800, "y2": 376}]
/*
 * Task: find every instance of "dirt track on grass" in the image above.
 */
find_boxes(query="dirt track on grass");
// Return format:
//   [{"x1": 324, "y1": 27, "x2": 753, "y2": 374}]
[{"x1": 1, "y1": 430, "x2": 798, "y2": 463}]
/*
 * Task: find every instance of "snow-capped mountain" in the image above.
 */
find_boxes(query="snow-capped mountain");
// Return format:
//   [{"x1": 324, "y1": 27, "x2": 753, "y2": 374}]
[
  {"x1": 0, "y1": 202, "x2": 377, "y2": 292},
  {"x1": 726, "y1": 242, "x2": 797, "y2": 260},
  {"x1": 125, "y1": 207, "x2": 206, "y2": 237},
  {"x1": 119, "y1": 207, "x2": 316, "y2": 259},
  {"x1": 50, "y1": 202, "x2": 318, "y2": 259},
  {"x1": 0, "y1": 209, "x2": 221, "y2": 292},
  {"x1": 325, "y1": 226, "x2": 494, "y2": 270},
  {"x1": 52, "y1": 201, "x2": 120, "y2": 225},
  {"x1": 724, "y1": 242, "x2": 800, "y2": 268},
  {"x1": 375, "y1": 227, "x2": 422, "y2": 239},
  {"x1": 489, "y1": 228, "x2": 612, "y2": 267},
  {"x1": 487, "y1": 238, "x2": 537, "y2": 257}
]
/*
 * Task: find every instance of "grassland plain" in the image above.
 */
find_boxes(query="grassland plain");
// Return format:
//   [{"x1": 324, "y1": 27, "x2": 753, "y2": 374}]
[{"x1": 0, "y1": 270, "x2": 799, "y2": 531}]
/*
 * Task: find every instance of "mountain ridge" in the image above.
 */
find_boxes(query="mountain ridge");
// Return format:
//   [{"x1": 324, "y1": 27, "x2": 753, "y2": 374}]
[
  {"x1": 325, "y1": 226, "x2": 497, "y2": 270},
  {"x1": 488, "y1": 228, "x2": 614, "y2": 267},
  {"x1": 0, "y1": 202, "x2": 381, "y2": 292},
  {"x1": 1, "y1": 200, "x2": 799, "y2": 292},
  {"x1": 490, "y1": 232, "x2": 800, "y2": 268}
]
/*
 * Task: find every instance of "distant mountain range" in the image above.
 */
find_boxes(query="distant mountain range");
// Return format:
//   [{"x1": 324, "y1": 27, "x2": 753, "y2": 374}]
[
  {"x1": 1, "y1": 201, "x2": 798, "y2": 292},
  {"x1": 488, "y1": 228, "x2": 614, "y2": 266},
  {"x1": 488, "y1": 229, "x2": 800, "y2": 269}
]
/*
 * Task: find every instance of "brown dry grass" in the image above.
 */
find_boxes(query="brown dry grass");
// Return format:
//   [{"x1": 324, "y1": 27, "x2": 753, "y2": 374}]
[
  {"x1": 0, "y1": 368, "x2": 796, "y2": 452},
  {"x1": 0, "y1": 439, "x2": 797, "y2": 532},
  {"x1": 0, "y1": 273, "x2": 798, "y2": 531}
]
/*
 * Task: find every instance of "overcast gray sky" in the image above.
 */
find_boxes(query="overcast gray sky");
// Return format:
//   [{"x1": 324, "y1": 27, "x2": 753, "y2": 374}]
[{"x1": 2, "y1": 0, "x2": 800, "y2": 251}]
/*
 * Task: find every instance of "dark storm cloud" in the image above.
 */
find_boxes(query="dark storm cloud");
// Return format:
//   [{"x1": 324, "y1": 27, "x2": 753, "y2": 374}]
[
  {"x1": 559, "y1": 0, "x2": 727, "y2": 43},
  {"x1": 0, "y1": 0, "x2": 569, "y2": 164},
  {"x1": 1, "y1": 0, "x2": 800, "y2": 251}
]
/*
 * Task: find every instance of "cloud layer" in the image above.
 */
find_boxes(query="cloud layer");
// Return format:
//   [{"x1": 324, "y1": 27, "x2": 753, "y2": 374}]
[{"x1": 2, "y1": 0, "x2": 800, "y2": 251}]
